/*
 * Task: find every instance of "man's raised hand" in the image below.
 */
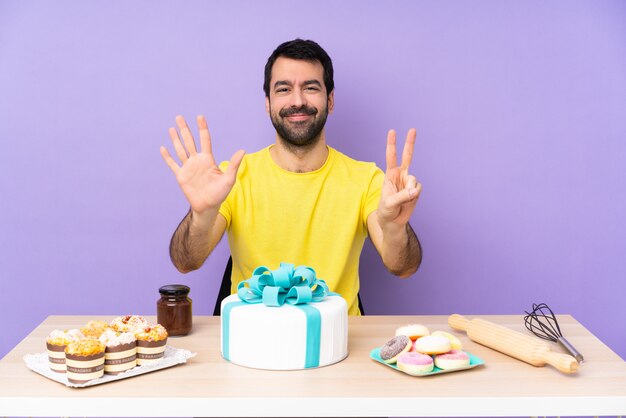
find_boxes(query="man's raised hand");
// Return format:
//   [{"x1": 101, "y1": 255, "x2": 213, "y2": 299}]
[
  {"x1": 377, "y1": 128, "x2": 422, "y2": 228},
  {"x1": 160, "y1": 115, "x2": 245, "y2": 215}
]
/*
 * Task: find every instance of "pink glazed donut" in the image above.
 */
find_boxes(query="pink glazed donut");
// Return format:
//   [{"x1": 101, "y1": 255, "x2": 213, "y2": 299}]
[
  {"x1": 434, "y1": 350, "x2": 471, "y2": 370},
  {"x1": 397, "y1": 352, "x2": 434, "y2": 375}
]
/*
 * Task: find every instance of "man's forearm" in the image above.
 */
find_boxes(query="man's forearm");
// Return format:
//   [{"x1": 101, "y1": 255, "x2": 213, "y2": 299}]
[
  {"x1": 169, "y1": 208, "x2": 221, "y2": 273},
  {"x1": 381, "y1": 223, "x2": 422, "y2": 278}
]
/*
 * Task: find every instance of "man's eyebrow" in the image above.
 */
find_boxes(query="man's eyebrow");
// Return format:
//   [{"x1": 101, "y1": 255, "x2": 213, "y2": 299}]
[
  {"x1": 273, "y1": 79, "x2": 322, "y2": 89},
  {"x1": 302, "y1": 80, "x2": 322, "y2": 87},
  {"x1": 273, "y1": 80, "x2": 292, "y2": 89}
]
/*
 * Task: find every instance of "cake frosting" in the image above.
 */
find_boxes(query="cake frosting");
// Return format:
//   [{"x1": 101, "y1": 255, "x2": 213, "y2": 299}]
[
  {"x1": 99, "y1": 329, "x2": 136, "y2": 347},
  {"x1": 134, "y1": 324, "x2": 168, "y2": 342},
  {"x1": 81, "y1": 320, "x2": 111, "y2": 338},
  {"x1": 221, "y1": 293, "x2": 348, "y2": 370},
  {"x1": 47, "y1": 329, "x2": 83, "y2": 346},
  {"x1": 110, "y1": 315, "x2": 148, "y2": 333},
  {"x1": 65, "y1": 339, "x2": 105, "y2": 357}
]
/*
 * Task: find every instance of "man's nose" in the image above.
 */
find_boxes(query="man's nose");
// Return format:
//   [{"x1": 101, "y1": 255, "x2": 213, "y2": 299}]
[{"x1": 289, "y1": 89, "x2": 305, "y2": 108}]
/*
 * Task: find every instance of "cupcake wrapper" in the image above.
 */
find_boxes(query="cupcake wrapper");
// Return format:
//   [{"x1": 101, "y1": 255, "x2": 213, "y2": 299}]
[
  {"x1": 104, "y1": 354, "x2": 137, "y2": 372},
  {"x1": 46, "y1": 343, "x2": 67, "y2": 373},
  {"x1": 46, "y1": 342, "x2": 66, "y2": 352},
  {"x1": 65, "y1": 352, "x2": 105, "y2": 384},
  {"x1": 105, "y1": 341, "x2": 136, "y2": 353},
  {"x1": 136, "y1": 338, "x2": 167, "y2": 365},
  {"x1": 136, "y1": 339, "x2": 167, "y2": 348},
  {"x1": 104, "y1": 342, "x2": 137, "y2": 374},
  {"x1": 66, "y1": 364, "x2": 104, "y2": 374}
]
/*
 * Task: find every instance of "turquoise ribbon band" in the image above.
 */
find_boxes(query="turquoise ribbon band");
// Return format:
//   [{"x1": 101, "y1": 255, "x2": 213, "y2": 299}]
[
  {"x1": 297, "y1": 304, "x2": 321, "y2": 368},
  {"x1": 221, "y1": 300, "x2": 247, "y2": 361},
  {"x1": 223, "y1": 263, "x2": 336, "y2": 368}
]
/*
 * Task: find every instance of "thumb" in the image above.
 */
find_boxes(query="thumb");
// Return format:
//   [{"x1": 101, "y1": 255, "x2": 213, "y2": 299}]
[
  {"x1": 225, "y1": 149, "x2": 246, "y2": 179},
  {"x1": 385, "y1": 183, "x2": 422, "y2": 208}
]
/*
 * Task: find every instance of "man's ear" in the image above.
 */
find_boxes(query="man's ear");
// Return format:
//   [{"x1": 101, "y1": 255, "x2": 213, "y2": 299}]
[
  {"x1": 265, "y1": 96, "x2": 270, "y2": 114},
  {"x1": 328, "y1": 90, "x2": 335, "y2": 114}
]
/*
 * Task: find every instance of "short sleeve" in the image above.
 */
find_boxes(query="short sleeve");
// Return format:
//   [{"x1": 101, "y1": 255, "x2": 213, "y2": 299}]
[
  {"x1": 363, "y1": 165, "x2": 384, "y2": 227},
  {"x1": 218, "y1": 161, "x2": 232, "y2": 227}
]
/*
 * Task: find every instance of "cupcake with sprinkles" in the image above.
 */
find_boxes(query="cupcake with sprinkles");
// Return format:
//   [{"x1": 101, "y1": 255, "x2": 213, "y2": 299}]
[
  {"x1": 135, "y1": 324, "x2": 168, "y2": 365},
  {"x1": 110, "y1": 315, "x2": 149, "y2": 333},
  {"x1": 46, "y1": 329, "x2": 83, "y2": 373},
  {"x1": 99, "y1": 329, "x2": 137, "y2": 375},
  {"x1": 81, "y1": 320, "x2": 111, "y2": 339},
  {"x1": 64, "y1": 339, "x2": 105, "y2": 384}
]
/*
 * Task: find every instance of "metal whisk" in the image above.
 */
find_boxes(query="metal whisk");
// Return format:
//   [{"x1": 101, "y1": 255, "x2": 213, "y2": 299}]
[{"x1": 524, "y1": 303, "x2": 584, "y2": 363}]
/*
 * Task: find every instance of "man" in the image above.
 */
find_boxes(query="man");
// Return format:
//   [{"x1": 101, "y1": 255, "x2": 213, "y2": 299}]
[{"x1": 160, "y1": 39, "x2": 422, "y2": 315}]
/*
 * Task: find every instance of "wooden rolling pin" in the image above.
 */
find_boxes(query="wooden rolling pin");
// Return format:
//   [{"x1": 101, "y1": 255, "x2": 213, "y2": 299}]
[{"x1": 448, "y1": 314, "x2": 578, "y2": 374}]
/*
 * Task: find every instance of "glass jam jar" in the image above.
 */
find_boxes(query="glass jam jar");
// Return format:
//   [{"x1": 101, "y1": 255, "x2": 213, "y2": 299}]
[{"x1": 157, "y1": 284, "x2": 192, "y2": 336}]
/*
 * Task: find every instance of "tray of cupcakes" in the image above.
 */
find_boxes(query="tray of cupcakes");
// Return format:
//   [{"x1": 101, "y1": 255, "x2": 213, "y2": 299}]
[
  {"x1": 370, "y1": 324, "x2": 485, "y2": 376},
  {"x1": 24, "y1": 316, "x2": 196, "y2": 388}
]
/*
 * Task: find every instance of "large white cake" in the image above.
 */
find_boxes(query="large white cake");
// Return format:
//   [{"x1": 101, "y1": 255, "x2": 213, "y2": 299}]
[{"x1": 220, "y1": 293, "x2": 348, "y2": 370}]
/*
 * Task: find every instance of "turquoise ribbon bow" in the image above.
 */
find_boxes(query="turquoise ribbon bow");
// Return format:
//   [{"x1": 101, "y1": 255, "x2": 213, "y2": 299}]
[{"x1": 237, "y1": 262, "x2": 330, "y2": 307}]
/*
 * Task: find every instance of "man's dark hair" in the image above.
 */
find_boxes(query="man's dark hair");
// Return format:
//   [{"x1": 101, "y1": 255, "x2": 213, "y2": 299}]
[{"x1": 263, "y1": 39, "x2": 334, "y2": 97}]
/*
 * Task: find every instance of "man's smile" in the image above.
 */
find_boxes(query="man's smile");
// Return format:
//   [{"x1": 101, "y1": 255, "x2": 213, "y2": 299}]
[{"x1": 285, "y1": 113, "x2": 312, "y2": 122}]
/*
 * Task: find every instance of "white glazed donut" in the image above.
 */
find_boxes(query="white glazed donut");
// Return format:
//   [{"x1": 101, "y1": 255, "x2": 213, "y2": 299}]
[
  {"x1": 413, "y1": 335, "x2": 451, "y2": 355},
  {"x1": 431, "y1": 330, "x2": 463, "y2": 350},
  {"x1": 395, "y1": 324, "x2": 430, "y2": 341}
]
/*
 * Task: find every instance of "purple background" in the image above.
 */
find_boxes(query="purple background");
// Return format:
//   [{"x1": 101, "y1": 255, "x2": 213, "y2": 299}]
[{"x1": 1, "y1": 0, "x2": 625, "y2": 362}]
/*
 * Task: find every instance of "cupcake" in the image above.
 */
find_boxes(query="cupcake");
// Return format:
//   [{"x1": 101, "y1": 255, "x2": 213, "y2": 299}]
[
  {"x1": 64, "y1": 339, "x2": 105, "y2": 384},
  {"x1": 135, "y1": 324, "x2": 168, "y2": 365},
  {"x1": 110, "y1": 315, "x2": 148, "y2": 333},
  {"x1": 46, "y1": 329, "x2": 83, "y2": 373},
  {"x1": 81, "y1": 320, "x2": 111, "y2": 339},
  {"x1": 99, "y1": 329, "x2": 137, "y2": 375}
]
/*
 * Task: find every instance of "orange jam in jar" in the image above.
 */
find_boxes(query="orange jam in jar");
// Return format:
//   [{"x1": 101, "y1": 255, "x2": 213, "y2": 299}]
[{"x1": 157, "y1": 284, "x2": 192, "y2": 336}]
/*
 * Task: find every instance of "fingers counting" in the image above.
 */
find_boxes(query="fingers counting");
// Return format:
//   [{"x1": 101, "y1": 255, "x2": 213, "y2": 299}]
[
  {"x1": 176, "y1": 115, "x2": 198, "y2": 157},
  {"x1": 386, "y1": 128, "x2": 417, "y2": 173},
  {"x1": 381, "y1": 128, "x2": 421, "y2": 221},
  {"x1": 196, "y1": 115, "x2": 217, "y2": 166},
  {"x1": 386, "y1": 128, "x2": 416, "y2": 171},
  {"x1": 386, "y1": 130, "x2": 398, "y2": 170},
  {"x1": 401, "y1": 128, "x2": 416, "y2": 171},
  {"x1": 161, "y1": 115, "x2": 217, "y2": 171},
  {"x1": 160, "y1": 114, "x2": 246, "y2": 215},
  {"x1": 160, "y1": 114, "x2": 246, "y2": 181},
  {"x1": 159, "y1": 146, "x2": 180, "y2": 174}
]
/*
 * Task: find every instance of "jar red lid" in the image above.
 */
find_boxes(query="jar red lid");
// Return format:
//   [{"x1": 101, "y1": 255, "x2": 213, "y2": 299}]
[{"x1": 159, "y1": 284, "x2": 190, "y2": 296}]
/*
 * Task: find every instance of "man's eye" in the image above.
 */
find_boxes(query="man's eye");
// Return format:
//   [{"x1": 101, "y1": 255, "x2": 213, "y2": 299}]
[{"x1": 276, "y1": 87, "x2": 289, "y2": 93}]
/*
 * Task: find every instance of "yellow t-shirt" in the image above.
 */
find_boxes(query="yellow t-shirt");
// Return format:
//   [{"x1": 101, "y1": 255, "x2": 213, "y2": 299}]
[{"x1": 218, "y1": 145, "x2": 384, "y2": 315}]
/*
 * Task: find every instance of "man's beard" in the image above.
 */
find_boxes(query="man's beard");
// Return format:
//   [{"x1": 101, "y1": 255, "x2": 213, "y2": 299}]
[{"x1": 270, "y1": 104, "x2": 329, "y2": 149}]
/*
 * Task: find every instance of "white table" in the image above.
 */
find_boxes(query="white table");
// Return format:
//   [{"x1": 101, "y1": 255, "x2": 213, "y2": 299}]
[{"x1": 1, "y1": 315, "x2": 625, "y2": 416}]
